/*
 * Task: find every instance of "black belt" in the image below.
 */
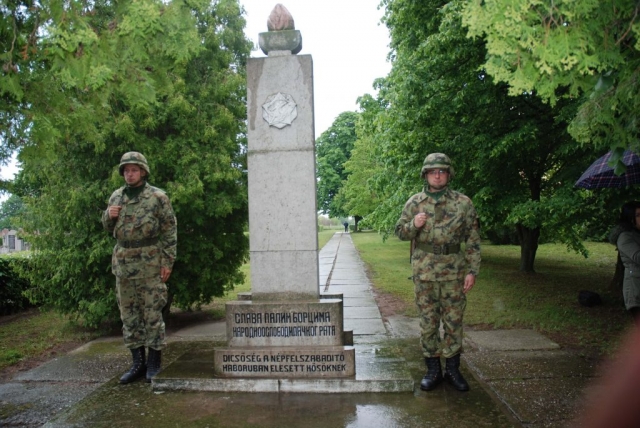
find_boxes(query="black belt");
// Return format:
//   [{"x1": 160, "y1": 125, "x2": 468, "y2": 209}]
[
  {"x1": 117, "y1": 238, "x2": 159, "y2": 249},
  {"x1": 415, "y1": 242, "x2": 460, "y2": 255}
]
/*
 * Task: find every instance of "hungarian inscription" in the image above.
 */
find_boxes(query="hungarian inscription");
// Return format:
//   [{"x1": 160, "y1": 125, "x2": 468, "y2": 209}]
[{"x1": 214, "y1": 348, "x2": 356, "y2": 378}]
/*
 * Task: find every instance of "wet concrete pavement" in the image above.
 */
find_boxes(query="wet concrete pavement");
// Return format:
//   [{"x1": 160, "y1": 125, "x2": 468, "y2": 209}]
[{"x1": 1, "y1": 232, "x2": 600, "y2": 427}]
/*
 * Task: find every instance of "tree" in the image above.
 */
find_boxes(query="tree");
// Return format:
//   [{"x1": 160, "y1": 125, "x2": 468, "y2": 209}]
[
  {"x1": 462, "y1": 0, "x2": 640, "y2": 166},
  {"x1": 13, "y1": 0, "x2": 252, "y2": 326},
  {"x1": 0, "y1": 1, "x2": 205, "y2": 184},
  {"x1": 337, "y1": 92, "x2": 389, "y2": 231},
  {"x1": 347, "y1": 0, "x2": 622, "y2": 272},
  {"x1": 0, "y1": 194, "x2": 24, "y2": 230},
  {"x1": 316, "y1": 111, "x2": 359, "y2": 223}
]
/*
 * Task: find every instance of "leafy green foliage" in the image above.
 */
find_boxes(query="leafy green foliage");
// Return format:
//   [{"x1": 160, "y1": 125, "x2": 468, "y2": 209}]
[
  {"x1": 341, "y1": 0, "x2": 631, "y2": 272},
  {"x1": 316, "y1": 111, "x2": 359, "y2": 218},
  {"x1": 10, "y1": 0, "x2": 252, "y2": 327},
  {"x1": 462, "y1": 0, "x2": 640, "y2": 166},
  {"x1": 0, "y1": 194, "x2": 24, "y2": 230},
  {"x1": 337, "y1": 93, "x2": 388, "y2": 228},
  {"x1": 0, "y1": 255, "x2": 30, "y2": 315}
]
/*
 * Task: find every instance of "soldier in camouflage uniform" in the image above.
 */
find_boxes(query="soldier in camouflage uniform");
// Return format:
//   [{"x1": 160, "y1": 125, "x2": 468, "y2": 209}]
[
  {"x1": 395, "y1": 153, "x2": 481, "y2": 392},
  {"x1": 102, "y1": 152, "x2": 177, "y2": 384}
]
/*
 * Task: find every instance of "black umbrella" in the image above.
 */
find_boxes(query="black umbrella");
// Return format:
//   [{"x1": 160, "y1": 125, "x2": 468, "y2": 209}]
[{"x1": 575, "y1": 150, "x2": 640, "y2": 189}]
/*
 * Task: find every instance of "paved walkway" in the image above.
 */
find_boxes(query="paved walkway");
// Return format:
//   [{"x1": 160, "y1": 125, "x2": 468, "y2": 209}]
[
  {"x1": 0, "y1": 232, "x2": 600, "y2": 427},
  {"x1": 319, "y1": 231, "x2": 387, "y2": 336}
]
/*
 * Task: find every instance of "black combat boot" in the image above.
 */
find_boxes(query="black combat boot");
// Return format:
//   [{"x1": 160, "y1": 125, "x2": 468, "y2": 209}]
[
  {"x1": 444, "y1": 354, "x2": 470, "y2": 391},
  {"x1": 120, "y1": 347, "x2": 147, "y2": 384},
  {"x1": 146, "y1": 348, "x2": 162, "y2": 383},
  {"x1": 420, "y1": 357, "x2": 443, "y2": 391}
]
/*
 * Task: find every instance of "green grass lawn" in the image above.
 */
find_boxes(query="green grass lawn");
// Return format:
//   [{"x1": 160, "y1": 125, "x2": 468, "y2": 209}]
[
  {"x1": 350, "y1": 231, "x2": 630, "y2": 355},
  {"x1": 0, "y1": 310, "x2": 103, "y2": 371}
]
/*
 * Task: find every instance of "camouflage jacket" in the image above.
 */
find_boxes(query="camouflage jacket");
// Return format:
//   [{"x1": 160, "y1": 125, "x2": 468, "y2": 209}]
[
  {"x1": 395, "y1": 187, "x2": 480, "y2": 282},
  {"x1": 102, "y1": 183, "x2": 177, "y2": 279}
]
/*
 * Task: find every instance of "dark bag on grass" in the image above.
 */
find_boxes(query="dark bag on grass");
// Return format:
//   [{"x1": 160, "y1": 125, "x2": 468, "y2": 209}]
[{"x1": 578, "y1": 290, "x2": 603, "y2": 307}]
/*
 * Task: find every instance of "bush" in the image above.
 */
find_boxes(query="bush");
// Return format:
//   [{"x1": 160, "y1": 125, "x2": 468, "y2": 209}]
[{"x1": 0, "y1": 255, "x2": 31, "y2": 315}]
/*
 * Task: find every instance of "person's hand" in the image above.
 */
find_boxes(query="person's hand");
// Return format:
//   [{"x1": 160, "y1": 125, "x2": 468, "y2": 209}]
[
  {"x1": 463, "y1": 273, "x2": 476, "y2": 293},
  {"x1": 108, "y1": 205, "x2": 122, "y2": 219},
  {"x1": 414, "y1": 212, "x2": 427, "y2": 228},
  {"x1": 161, "y1": 267, "x2": 172, "y2": 283}
]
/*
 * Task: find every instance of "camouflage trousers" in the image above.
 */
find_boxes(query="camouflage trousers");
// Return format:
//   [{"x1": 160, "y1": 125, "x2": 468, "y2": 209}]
[
  {"x1": 414, "y1": 278, "x2": 466, "y2": 358},
  {"x1": 115, "y1": 276, "x2": 167, "y2": 351}
]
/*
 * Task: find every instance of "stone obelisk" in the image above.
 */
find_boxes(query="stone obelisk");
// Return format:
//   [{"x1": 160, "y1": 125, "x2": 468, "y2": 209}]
[{"x1": 212, "y1": 4, "x2": 355, "y2": 384}]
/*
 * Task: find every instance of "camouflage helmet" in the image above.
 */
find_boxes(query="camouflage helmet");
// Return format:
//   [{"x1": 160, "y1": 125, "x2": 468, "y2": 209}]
[
  {"x1": 119, "y1": 152, "x2": 150, "y2": 176},
  {"x1": 421, "y1": 152, "x2": 455, "y2": 178}
]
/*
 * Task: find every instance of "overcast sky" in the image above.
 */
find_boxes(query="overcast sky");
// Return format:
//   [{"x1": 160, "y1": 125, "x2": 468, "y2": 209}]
[
  {"x1": 241, "y1": 0, "x2": 392, "y2": 138},
  {"x1": 0, "y1": 1, "x2": 392, "y2": 185}
]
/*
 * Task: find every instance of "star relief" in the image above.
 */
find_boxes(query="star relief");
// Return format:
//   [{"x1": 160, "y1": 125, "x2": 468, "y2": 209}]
[{"x1": 262, "y1": 92, "x2": 298, "y2": 129}]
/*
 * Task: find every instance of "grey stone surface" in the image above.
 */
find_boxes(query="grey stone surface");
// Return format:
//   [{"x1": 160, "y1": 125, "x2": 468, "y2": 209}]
[
  {"x1": 16, "y1": 339, "x2": 128, "y2": 383},
  {"x1": 247, "y1": 54, "x2": 318, "y2": 300},
  {"x1": 385, "y1": 315, "x2": 421, "y2": 338},
  {"x1": 464, "y1": 349, "x2": 598, "y2": 381},
  {"x1": 323, "y1": 285, "x2": 371, "y2": 298},
  {"x1": 463, "y1": 328, "x2": 599, "y2": 427},
  {"x1": 247, "y1": 56, "x2": 314, "y2": 150},
  {"x1": 249, "y1": 250, "x2": 319, "y2": 300},
  {"x1": 14, "y1": 354, "x2": 127, "y2": 383},
  {"x1": 342, "y1": 296, "x2": 378, "y2": 307},
  {"x1": 167, "y1": 319, "x2": 227, "y2": 342},
  {"x1": 247, "y1": 151, "x2": 317, "y2": 253},
  {"x1": 0, "y1": 382, "x2": 101, "y2": 427},
  {"x1": 343, "y1": 306, "x2": 381, "y2": 319},
  {"x1": 156, "y1": 342, "x2": 411, "y2": 393},
  {"x1": 344, "y1": 318, "x2": 386, "y2": 336},
  {"x1": 259, "y1": 30, "x2": 302, "y2": 55},
  {"x1": 465, "y1": 329, "x2": 561, "y2": 351}
]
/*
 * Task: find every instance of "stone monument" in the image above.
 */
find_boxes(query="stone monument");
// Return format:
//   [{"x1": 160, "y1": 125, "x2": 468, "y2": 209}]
[{"x1": 212, "y1": 4, "x2": 355, "y2": 387}]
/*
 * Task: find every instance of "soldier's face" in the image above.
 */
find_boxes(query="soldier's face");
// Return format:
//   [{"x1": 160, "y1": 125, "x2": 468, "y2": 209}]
[
  {"x1": 123, "y1": 164, "x2": 145, "y2": 187},
  {"x1": 425, "y1": 169, "x2": 449, "y2": 191}
]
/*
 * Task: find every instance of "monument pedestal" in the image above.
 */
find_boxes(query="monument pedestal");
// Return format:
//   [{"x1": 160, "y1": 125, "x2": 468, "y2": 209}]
[{"x1": 213, "y1": 299, "x2": 355, "y2": 379}]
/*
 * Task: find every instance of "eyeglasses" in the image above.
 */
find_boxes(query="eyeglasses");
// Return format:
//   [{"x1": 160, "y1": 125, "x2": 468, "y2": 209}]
[{"x1": 426, "y1": 169, "x2": 449, "y2": 176}]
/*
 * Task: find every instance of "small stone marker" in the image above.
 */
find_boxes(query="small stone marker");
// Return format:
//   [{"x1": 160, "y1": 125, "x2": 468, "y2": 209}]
[{"x1": 213, "y1": 4, "x2": 355, "y2": 380}]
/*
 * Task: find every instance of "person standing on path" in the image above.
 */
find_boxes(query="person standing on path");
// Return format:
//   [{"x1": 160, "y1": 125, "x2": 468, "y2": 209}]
[
  {"x1": 395, "y1": 153, "x2": 481, "y2": 392},
  {"x1": 102, "y1": 152, "x2": 177, "y2": 384},
  {"x1": 609, "y1": 201, "x2": 640, "y2": 324}
]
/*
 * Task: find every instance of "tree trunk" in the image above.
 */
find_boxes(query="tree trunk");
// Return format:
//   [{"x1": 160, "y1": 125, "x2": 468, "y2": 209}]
[
  {"x1": 517, "y1": 224, "x2": 540, "y2": 273},
  {"x1": 354, "y1": 215, "x2": 362, "y2": 232},
  {"x1": 610, "y1": 252, "x2": 624, "y2": 292}
]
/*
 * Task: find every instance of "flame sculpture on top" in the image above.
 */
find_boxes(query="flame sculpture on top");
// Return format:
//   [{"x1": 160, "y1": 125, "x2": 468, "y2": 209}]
[{"x1": 259, "y1": 4, "x2": 302, "y2": 55}]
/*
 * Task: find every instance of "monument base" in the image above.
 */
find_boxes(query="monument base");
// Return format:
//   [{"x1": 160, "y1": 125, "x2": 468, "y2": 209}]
[{"x1": 152, "y1": 344, "x2": 414, "y2": 393}]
